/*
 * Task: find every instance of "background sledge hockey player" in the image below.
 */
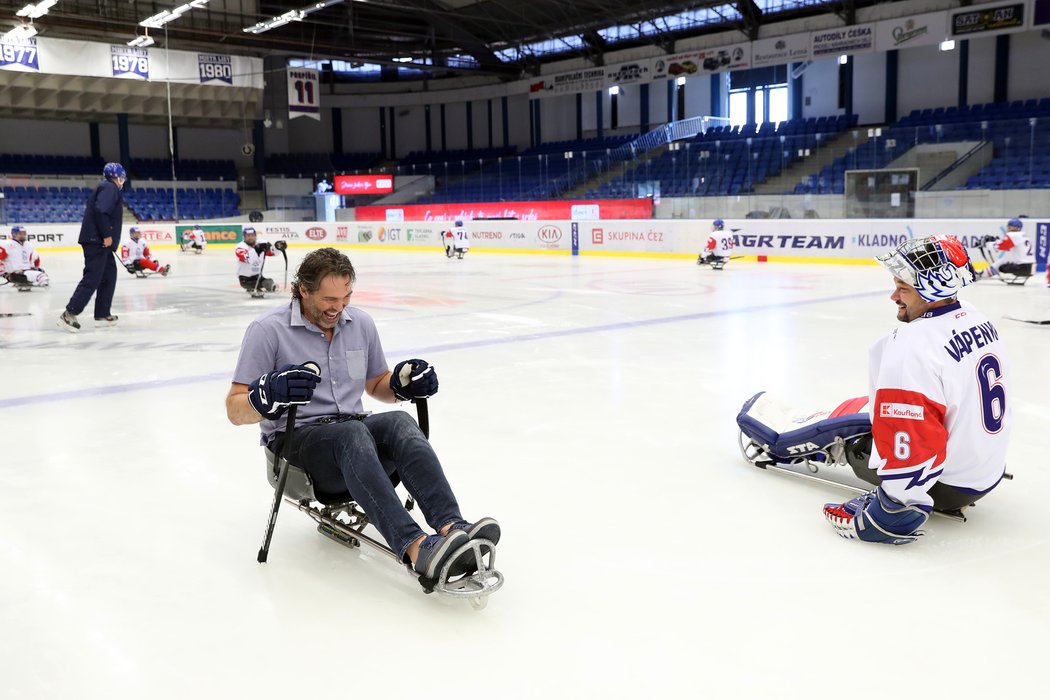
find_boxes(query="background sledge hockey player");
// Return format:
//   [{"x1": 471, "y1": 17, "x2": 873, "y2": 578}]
[
  {"x1": 697, "y1": 218, "x2": 734, "y2": 268},
  {"x1": 225, "y1": 247, "x2": 500, "y2": 584},
  {"x1": 449, "y1": 219, "x2": 469, "y2": 259},
  {"x1": 0, "y1": 226, "x2": 49, "y2": 290},
  {"x1": 120, "y1": 227, "x2": 170, "y2": 276},
  {"x1": 181, "y1": 224, "x2": 207, "y2": 254},
  {"x1": 235, "y1": 227, "x2": 277, "y2": 294},
  {"x1": 823, "y1": 234, "x2": 1012, "y2": 545},
  {"x1": 978, "y1": 218, "x2": 1034, "y2": 279}
]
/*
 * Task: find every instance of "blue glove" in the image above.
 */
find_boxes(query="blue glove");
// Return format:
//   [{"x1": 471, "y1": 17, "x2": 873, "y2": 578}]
[
  {"x1": 824, "y1": 487, "x2": 931, "y2": 545},
  {"x1": 248, "y1": 362, "x2": 321, "y2": 419},
  {"x1": 390, "y1": 359, "x2": 438, "y2": 401}
]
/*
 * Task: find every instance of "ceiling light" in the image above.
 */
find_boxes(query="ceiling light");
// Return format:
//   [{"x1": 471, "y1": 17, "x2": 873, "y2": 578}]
[
  {"x1": 17, "y1": 1, "x2": 57, "y2": 20},
  {"x1": 241, "y1": 0, "x2": 345, "y2": 35},
  {"x1": 6, "y1": 24, "x2": 38, "y2": 40},
  {"x1": 128, "y1": 35, "x2": 155, "y2": 48}
]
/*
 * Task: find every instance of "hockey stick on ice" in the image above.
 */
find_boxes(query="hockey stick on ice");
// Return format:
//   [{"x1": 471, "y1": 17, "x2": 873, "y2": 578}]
[
  {"x1": 1004, "y1": 316, "x2": 1050, "y2": 325},
  {"x1": 258, "y1": 362, "x2": 320, "y2": 563}
]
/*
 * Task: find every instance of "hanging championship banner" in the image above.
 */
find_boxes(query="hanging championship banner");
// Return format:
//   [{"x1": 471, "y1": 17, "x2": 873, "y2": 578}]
[
  {"x1": 198, "y1": 54, "x2": 233, "y2": 85},
  {"x1": 287, "y1": 67, "x2": 320, "y2": 120},
  {"x1": 0, "y1": 37, "x2": 39, "y2": 72},
  {"x1": 111, "y1": 46, "x2": 150, "y2": 80}
]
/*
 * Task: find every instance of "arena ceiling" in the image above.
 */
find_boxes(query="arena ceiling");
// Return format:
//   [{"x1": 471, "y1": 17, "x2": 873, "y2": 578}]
[{"x1": 3, "y1": 0, "x2": 895, "y2": 79}]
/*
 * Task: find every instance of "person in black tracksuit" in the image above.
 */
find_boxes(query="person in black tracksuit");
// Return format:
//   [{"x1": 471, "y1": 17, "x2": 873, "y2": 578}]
[{"x1": 59, "y1": 162, "x2": 127, "y2": 332}]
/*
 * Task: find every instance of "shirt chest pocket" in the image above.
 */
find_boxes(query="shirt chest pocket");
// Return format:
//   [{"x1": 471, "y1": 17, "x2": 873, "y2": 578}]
[{"x1": 345, "y1": 349, "x2": 367, "y2": 380}]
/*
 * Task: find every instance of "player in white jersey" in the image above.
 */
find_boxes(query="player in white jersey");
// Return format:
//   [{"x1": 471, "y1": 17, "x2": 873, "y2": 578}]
[
  {"x1": 980, "y1": 218, "x2": 1035, "y2": 279},
  {"x1": 235, "y1": 227, "x2": 276, "y2": 294},
  {"x1": 824, "y1": 235, "x2": 1012, "y2": 545},
  {"x1": 120, "y1": 227, "x2": 170, "y2": 276},
  {"x1": 450, "y1": 219, "x2": 469, "y2": 259},
  {"x1": 0, "y1": 226, "x2": 49, "y2": 290},
  {"x1": 181, "y1": 225, "x2": 207, "y2": 254},
  {"x1": 697, "y1": 219, "x2": 733, "y2": 268}
]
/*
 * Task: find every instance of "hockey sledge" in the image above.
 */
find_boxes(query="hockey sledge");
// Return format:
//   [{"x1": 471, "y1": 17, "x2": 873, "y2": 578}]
[
  {"x1": 975, "y1": 240, "x2": 1033, "y2": 286},
  {"x1": 735, "y1": 391, "x2": 1011, "y2": 522},
  {"x1": 1, "y1": 271, "x2": 48, "y2": 291},
  {"x1": 258, "y1": 399, "x2": 503, "y2": 608}
]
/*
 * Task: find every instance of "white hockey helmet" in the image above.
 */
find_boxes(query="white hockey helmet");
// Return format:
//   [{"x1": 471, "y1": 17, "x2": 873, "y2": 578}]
[{"x1": 876, "y1": 234, "x2": 976, "y2": 302}]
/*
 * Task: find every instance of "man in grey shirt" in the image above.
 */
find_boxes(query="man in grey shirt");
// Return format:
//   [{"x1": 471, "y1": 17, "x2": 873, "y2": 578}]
[{"x1": 226, "y1": 247, "x2": 499, "y2": 584}]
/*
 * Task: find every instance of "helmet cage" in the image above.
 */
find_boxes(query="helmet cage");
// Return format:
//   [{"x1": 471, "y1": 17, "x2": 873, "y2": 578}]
[{"x1": 875, "y1": 235, "x2": 975, "y2": 302}]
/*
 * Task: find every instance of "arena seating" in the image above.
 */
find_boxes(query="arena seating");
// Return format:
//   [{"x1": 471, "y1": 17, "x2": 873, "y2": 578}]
[
  {"x1": 1, "y1": 185, "x2": 91, "y2": 223},
  {"x1": 265, "y1": 152, "x2": 382, "y2": 177},
  {"x1": 123, "y1": 186, "x2": 241, "y2": 221}
]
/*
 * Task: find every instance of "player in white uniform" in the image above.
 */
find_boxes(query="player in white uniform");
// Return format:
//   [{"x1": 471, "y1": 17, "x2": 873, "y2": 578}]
[
  {"x1": 120, "y1": 227, "x2": 170, "y2": 276},
  {"x1": 0, "y1": 226, "x2": 49, "y2": 290},
  {"x1": 181, "y1": 225, "x2": 207, "y2": 254},
  {"x1": 980, "y1": 218, "x2": 1034, "y2": 279},
  {"x1": 697, "y1": 219, "x2": 733, "y2": 268},
  {"x1": 824, "y1": 235, "x2": 1012, "y2": 544},
  {"x1": 235, "y1": 227, "x2": 276, "y2": 295},
  {"x1": 450, "y1": 219, "x2": 469, "y2": 259}
]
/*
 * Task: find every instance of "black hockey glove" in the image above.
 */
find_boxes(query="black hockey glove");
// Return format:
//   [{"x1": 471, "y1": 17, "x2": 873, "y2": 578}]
[
  {"x1": 248, "y1": 362, "x2": 321, "y2": 419},
  {"x1": 254, "y1": 242, "x2": 272, "y2": 255},
  {"x1": 390, "y1": 359, "x2": 438, "y2": 401}
]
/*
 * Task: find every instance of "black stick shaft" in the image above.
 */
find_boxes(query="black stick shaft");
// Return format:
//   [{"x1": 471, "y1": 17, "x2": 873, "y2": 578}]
[
  {"x1": 257, "y1": 405, "x2": 299, "y2": 563},
  {"x1": 414, "y1": 398, "x2": 429, "y2": 439},
  {"x1": 254, "y1": 251, "x2": 267, "y2": 294}
]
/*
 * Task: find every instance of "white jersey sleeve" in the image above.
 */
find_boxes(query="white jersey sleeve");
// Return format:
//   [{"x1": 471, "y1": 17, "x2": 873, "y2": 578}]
[{"x1": 867, "y1": 300, "x2": 1011, "y2": 508}]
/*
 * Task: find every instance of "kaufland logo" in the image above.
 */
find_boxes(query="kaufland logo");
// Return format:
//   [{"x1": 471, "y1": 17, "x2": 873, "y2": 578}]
[
  {"x1": 880, "y1": 403, "x2": 924, "y2": 420},
  {"x1": 537, "y1": 225, "x2": 562, "y2": 243},
  {"x1": 305, "y1": 227, "x2": 327, "y2": 241}
]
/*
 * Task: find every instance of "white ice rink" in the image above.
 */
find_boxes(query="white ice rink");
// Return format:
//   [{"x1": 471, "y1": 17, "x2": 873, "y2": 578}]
[{"x1": 2, "y1": 246, "x2": 1048, "y2": 699}]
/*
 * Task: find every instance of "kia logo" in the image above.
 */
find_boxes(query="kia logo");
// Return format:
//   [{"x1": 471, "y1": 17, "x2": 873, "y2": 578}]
[
  {"x1": 305, "y1": 227, "x2": 327, "y2": 241},
  {"x1": 537, "y1": 225, "x2": 562, "y2": 243}
]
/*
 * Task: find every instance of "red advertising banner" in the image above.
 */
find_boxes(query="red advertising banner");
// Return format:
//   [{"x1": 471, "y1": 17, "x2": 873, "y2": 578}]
[
  {"x1": 354, "y1": 199, "x2": 652, "y2": 222},
  {"x1": 334, "y1": 174, "x2": 394, "y2": 195}
]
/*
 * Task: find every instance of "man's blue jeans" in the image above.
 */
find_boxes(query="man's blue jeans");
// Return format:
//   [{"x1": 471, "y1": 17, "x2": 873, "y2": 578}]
[{"x1": 284, "y1": 411, "x2": 463, "y2": 563}]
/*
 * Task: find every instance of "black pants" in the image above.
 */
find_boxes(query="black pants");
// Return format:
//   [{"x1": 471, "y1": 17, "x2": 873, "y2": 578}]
[
  {"x1": 999, "y1": 262, "x2": 1032, "y2": 276},
  {"x1": 239, "y1": 275, "x2": 275, "y2": 292},
  {"x1": 66, "y1": 244, "x2": 117, "y2": 318},
  {"x1": 848, "y1": 446, "x2": 995, "y2": 511}
]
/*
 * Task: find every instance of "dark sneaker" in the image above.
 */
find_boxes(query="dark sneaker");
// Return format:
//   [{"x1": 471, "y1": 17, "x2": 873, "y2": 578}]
[
  {"x1": 413, "y1": 530, "x2": 470, "y2": 580},
  {"x1": 57, "y1": 310, "x2": 80, "y2": 333},
  {"x1": 448, "y1": 517, "x2": 500, "y2": 545},
  {"x1": 94, "y1": 315, "x2": 119, "y2": 328}
]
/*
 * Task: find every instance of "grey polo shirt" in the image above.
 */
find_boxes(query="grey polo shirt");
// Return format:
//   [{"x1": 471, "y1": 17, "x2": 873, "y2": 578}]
[{"x1": 232, "y1": 300, "x2": 389, "y2": 445}]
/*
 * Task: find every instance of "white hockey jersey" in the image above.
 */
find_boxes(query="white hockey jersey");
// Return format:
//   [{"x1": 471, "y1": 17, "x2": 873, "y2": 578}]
[
  {"x1": 234, "y1": 239, "x2": 272, "y2": 276},
  {"x1": 992, "y1": 230, "x2": 1035, "y2": 264},
  {"x1": 705, "y1": 232, "x2": 734, "y2": 257},
  {"x1": 452, "y1": 224, "x2": 469, "y2": 251},
  {"x1": 120, "y1": 237, "x2": 154, "y2": 264},
  {"x1": 0, "y1": 238, "x2": 41, "y2": 273},
  {"x1": 866, "y1": 299, "x2": 1011, "y2": 508}
]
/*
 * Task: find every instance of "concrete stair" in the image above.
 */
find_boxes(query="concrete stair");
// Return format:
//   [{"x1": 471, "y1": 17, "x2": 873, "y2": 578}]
[
  {"x1": 560, "y1": 144, "x2": 668, "y2": 199},
  {"x1": 752, "y1": 128, "x2": 873, "y2": 194}
]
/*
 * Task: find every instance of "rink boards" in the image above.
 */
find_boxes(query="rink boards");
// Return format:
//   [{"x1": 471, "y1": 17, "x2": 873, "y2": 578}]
[{"x1": 6, "y1": 218, "x2": 1048, "y2": 268}]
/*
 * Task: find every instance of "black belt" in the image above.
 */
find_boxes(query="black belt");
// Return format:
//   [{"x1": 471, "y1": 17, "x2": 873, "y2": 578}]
[{"x1": 314, "y1": 413, "x2": 370, "y2": 424}]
